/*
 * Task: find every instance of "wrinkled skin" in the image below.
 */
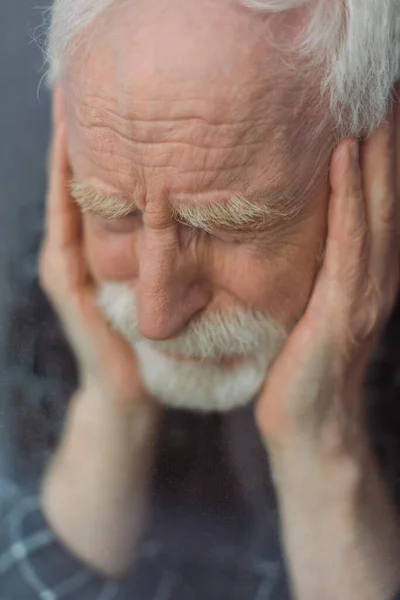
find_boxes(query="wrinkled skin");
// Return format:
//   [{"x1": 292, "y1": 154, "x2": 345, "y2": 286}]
[
  {"x1": 62, "y1": 0, "x2": 334, "y2": 342},
  {"x1": 40, "y1": 4, "x2": 400, "y2": 592}
]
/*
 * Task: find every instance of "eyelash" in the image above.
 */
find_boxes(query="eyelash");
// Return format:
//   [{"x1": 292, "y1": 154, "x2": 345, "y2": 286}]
[
  {"x1": 210, "y1": 226, "x2": 257, "y2": 245},
  {"x1": 210, "y1": 231, "x2": 244, "y2": 245},
  {"x1": 97, "y1": 212, "x2": 142, "y2": 233}
]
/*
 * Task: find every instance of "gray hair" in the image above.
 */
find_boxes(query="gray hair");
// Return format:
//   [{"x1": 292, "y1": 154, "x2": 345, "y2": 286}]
[{"x1": 47, "y1": 0, "x2": 400, "y2": 137}]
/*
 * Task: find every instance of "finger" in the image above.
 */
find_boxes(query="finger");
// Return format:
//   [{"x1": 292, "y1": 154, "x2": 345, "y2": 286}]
[
  {"x1": 361, "y1": 110, "x2": 397, "y2": 284},
  {"x1": 45, "y1": 123, "x2": 81, "y2": 248},
  {"x1": 46, "y1": 86, "x2": 65, "y2": 177},
  {"x1": 317, "y1": 138, "x2": 368, "y2": 296},
  {"x1": 52, "y1": 84, "x2": 65, "y2": 130}
]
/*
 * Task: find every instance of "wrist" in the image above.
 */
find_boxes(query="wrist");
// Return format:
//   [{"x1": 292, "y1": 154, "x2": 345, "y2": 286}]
[
  {"x1": 270, "y1": 440, "x2": 400, "y2": 600},
  {"x1": 266, "y1": 411, "x2": 388, "y2": 532},
  {"x1": 79, "y1": 372, "x2": 150, "y2": 414},
  {"x1": 270, "y1": 436, "x2": 371, "y2": 518},
  {"x1": 41, "y1": 387, "x2": 160, "y2": 576},
  {"x1": 264, "y1": 388, "x2": 370, "y2": 491},
  {"x1": 74, "y1": 383, "x2": 160, "y2": 426},
  {"x1": 45, "y1": 386, "x2": 161, "y2": 493}
]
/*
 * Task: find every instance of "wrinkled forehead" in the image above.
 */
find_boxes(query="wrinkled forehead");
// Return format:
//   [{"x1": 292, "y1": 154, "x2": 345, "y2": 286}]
[{"x1": 63, "y1": 0, "x2": 333, "y2": 201}]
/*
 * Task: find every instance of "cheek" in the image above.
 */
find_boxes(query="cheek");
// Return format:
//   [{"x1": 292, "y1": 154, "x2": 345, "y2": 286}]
[
  {"x1": 264, "y1": 252, "x2": 318, "y2": 324},
  {"x1": 217, "y1": 249, "x2": 317, "y2": 324},
  {"x1": 214, "y1": 221, "x2": 326, "y2": 325},
  {"x1": 83, "y1": 219, "x2": 138, "y2": 283}
]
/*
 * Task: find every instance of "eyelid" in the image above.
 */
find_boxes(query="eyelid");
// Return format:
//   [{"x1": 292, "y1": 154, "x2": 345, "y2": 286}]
[
  {"x1": 100, "y1": 206, "x2": 141, "y2": 220},
  {"x1": 175, "y1": 213, "x2": 259, "y2": 235},
  {"x1": 177, "y1": 218, "x2": 257, "y2": 241},
  {"x1": 213, "y1": 227, "x2": 258, "y2": 243},
  {"x1": 210, "y1": 220, "x2": 267, "y2": 236}
]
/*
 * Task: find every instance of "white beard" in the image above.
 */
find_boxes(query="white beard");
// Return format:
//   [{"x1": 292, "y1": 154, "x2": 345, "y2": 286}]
[{"x1": 97, "y1": 283, "x2": 288, "y2": 413}]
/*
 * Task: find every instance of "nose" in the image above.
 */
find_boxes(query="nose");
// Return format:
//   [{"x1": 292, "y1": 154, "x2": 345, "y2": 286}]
[{"x1": 136, "y1": 229, "x2": 212, "y2": 340}]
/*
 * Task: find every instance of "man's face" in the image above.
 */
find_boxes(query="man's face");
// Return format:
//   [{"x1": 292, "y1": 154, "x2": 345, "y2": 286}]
[{"x1": 62, "y1": 0, "x2": 334, "y2": 411}]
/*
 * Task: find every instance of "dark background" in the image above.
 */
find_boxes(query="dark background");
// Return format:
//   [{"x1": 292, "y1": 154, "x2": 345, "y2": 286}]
[
  {"x1": 2, "y1": 3, "x2": 400, "y2": 599},
  {"x1": 0, "y1": 0, "x2": 53, "y2": 478}
]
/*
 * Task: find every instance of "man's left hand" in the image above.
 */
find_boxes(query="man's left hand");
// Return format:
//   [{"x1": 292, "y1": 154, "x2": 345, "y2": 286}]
[{"x1": 255, "y1": 97, "x2": 400, "y2": 600}]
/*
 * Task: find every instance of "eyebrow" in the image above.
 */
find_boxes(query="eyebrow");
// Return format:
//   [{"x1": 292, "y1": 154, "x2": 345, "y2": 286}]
[
  {"x1": 70, "y1": 181, "x2": 301, "y2": 232},
  {"x1": 70, "y1": 182, "x2": 136, "y2": 220},
  {"x1": 172, "y1": 194, "x2": 299, "y2": 232}
]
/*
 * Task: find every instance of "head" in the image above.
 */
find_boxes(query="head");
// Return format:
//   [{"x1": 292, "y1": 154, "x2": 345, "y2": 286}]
[{"x1": 45, "y1": 0, "x2": 400, "y2": 412}]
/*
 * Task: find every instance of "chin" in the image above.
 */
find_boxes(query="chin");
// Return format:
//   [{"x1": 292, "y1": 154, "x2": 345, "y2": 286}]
[
  {"x1": 97, "y1": 282, "x2": 288, "y2": 413},
  {"x1": 134, "y1": 342, "x2": 269, "y2": 413}
]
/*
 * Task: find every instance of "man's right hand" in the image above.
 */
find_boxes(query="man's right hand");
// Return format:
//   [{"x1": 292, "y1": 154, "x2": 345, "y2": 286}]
[
  {"x1": 39, "y1": 88, "x2": 159, "y2": 577},
  {"x1": 39, "y1": 86, "x2": 149, "y2": 413}
]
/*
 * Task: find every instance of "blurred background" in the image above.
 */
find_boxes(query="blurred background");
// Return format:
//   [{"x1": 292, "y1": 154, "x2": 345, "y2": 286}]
[
  {"x1": 2, "y1": 2, "x2": 400, "y2": 599},
  {"x1": 0, "y1": 0, "x2": 64, "y2": 485}
]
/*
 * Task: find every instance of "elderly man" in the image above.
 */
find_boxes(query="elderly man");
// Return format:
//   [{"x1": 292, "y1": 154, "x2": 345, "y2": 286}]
[{"x1": 1, "y1": 0, "x2": 400, "y2": 598}]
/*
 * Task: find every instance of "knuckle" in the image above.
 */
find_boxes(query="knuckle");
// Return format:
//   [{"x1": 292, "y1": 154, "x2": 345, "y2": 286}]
[
  {"x1": 339, "y1": 238, "x2": 369, "y2": 289},
  {"x1": 378, "y1": 193, "x2": 397, "y2": 228},
  {"x1": 352, "y1": 224, "x2": 369, "y2": 254},
  {"x1": 342, "y1": 216, "x2": 369, "y2": 260},
  {"x1": 346, "y1": 284, "x2": 382, "y2": 348},
  {"x1": 346, "y1": 272, "x2": 399, "y2": 354},
  {"x1": 348, "y1": 179, "x2": 363, "y2": 201}
]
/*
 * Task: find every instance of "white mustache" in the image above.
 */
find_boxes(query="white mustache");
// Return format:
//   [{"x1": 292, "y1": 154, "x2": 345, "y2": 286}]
[{"x1": 98, "y1": 283, "x2": 287, "y2": 360}]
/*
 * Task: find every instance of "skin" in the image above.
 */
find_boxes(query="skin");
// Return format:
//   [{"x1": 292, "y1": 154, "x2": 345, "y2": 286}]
[
  {"x1": 259, "y1": 105, "x2": 400, "y2": 600},
  {"x1": 40, "y1": 89, "x2": 400, "y2": 596},
  {"x1": 62, "y1": 0, "x2": 333, "y2": 340},
  {"x1": 39, "y1": 0, "x2": 400, "y2": 595}
]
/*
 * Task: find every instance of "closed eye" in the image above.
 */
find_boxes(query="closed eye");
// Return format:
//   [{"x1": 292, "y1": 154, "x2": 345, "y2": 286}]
[
  {"x1": 211, "y1": 226, "x2": 258, "y2": 244},
  {"x1": 89, "y1": 211, "x2": 142, "y2": 234}
]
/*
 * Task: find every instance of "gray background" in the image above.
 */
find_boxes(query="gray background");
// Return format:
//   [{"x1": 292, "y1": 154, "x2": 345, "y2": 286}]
[
  {"x1": 0, "y1": 0, "x2": 51, "y2": 333},
  {"x1": 1, "y1": 3, "x2": 400, "y2": 599},
  {"x1": 0, "y1": 0, "x2": 52, "y2": 475}
]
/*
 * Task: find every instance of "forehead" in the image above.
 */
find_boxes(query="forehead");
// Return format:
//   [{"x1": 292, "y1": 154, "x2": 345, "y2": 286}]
[
  {"x1": 64, "y1": 0, "x2": 330, "y2": 200},
  {"x1": 66, "y1": 1, "x2": 288, "y2": 128},
  {"x1": 68, "y1": 0, "x2": 279, "y2": 98}
]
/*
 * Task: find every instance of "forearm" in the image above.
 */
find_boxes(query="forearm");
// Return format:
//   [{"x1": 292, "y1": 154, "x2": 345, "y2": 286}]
[
  {"x1": 41, "y1": 388, "x2": 160, "y2": 577},
  {"x1": 271, "y1": 441, "x2": 400, "y2": 600}
]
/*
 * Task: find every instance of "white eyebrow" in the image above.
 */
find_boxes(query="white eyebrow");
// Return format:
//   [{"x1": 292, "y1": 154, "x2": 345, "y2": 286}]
[
  {"x1": 70, "y1": 181, "x2": 301, "y2": 230},
  {"x1": 172, "y1": 190, "x2": 302, "y2": 232},
  {"x1": 172, "y1": 194, "x2": 273, "y2": 232},
  {"x1": 70, "y1": 182, "x2": 137, "y2": 219}
]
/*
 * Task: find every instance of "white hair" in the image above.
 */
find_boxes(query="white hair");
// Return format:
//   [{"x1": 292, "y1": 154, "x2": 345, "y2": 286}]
[
  {"x1": 97, "y1": 282, "x2": 287, "y2": 412},
  {"x1": 46, "y1": 0, "x2": 400, "y2": 136}
]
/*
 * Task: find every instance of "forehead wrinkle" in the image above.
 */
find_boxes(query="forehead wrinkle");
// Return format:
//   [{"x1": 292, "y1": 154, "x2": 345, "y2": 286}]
[
  {"x1": 77, "y1": 105, "x2": 272, "y2": 156},
  {"x1": 70, "y1": 181, "x2": 138, "y2": 219}
]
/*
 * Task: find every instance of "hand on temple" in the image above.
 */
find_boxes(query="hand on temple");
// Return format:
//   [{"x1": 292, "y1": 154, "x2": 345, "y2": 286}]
[
  {"x1": 255, "y1": 97, "x2": 400, "y2": 600},
  {"x1": 39, "y1": 87, "x2": 161, "y2": 577}
]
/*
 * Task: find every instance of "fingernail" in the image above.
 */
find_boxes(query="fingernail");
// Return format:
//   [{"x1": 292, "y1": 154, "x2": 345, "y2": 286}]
[{"x1": 351, "y1": 140, "x2": 359, "y2": 165}]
